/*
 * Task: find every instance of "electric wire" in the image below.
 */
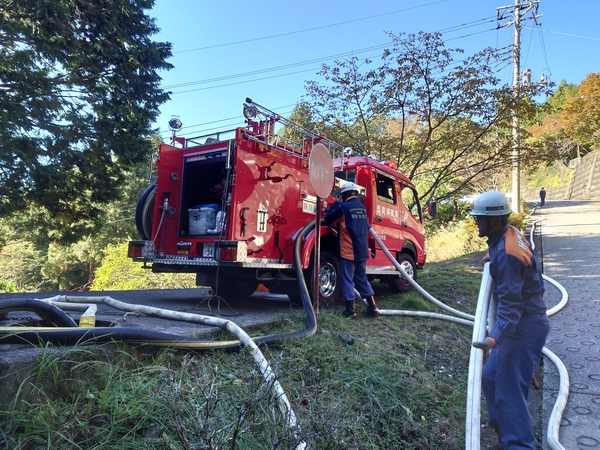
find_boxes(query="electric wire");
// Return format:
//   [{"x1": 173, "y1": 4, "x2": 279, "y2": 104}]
[
  {"x1": 157, "y1": 14, "x2": 512, "y2": 137},
  {"x1": 173, "y1": 1, "x2": 451, "y2": 53},
  {"x1": 536, "y1": 28, "x2": 600, "y2": 42},
  {"x1": 165, "y1": 25, "x2": 504, "y2": 97},
  {"x1": 163, "y1": 44, "x2": 395, "y2": 90},
  {"x1": 161, "y1": 43, "x2": 513, "y2": 138},
  {"x1": 164, "y1": 17, "x2": 499, "y2": 93},
  {"x1": 171, "y1": 67, "x2": 320, "y2": 96}
]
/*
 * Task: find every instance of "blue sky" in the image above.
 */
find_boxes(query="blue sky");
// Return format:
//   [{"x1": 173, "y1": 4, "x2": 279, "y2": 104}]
[{"x1": 149, "y1": 0, "x2": 599, "y2": 141}]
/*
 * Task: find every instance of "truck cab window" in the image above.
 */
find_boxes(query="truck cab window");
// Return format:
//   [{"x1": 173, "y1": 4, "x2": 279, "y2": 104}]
[
  {"x1": 401, "y1": 186, "x2": 422, "y2": 222},
  {"x1": 376, "y1": 174, "x2": 396, "y2": 204},
  {"x1": 334, "y1": 169, "x2": 356, "y2": 183}
]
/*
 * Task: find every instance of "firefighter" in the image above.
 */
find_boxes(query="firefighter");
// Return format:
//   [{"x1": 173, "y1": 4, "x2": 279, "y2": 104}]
[
  {"x1": 469, "y1": 191, "x2": 549, "y2": 450},
  {"x1": 324, "y1": 181, "x2": 379, "y2": 317},
  {"x1": 539, "y1": 187, "x2": 546, "y2": 207}
]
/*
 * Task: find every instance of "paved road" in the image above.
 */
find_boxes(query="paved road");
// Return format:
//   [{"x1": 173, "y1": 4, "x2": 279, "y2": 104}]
[{"x1": 536, "y1": 200, "x2": 600, "y2": 449}]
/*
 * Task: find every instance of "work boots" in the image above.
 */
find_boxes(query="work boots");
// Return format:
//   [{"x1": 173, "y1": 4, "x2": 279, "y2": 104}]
[
  {"x1": 481, "y1": 422, "x2": 503, "y2": 450},
  {"x1": 363, "y1": 295, "x2": 380, "y2": 317},
  {"x1": 342, "y1": 301, "x2": 356, "y2": 318}
]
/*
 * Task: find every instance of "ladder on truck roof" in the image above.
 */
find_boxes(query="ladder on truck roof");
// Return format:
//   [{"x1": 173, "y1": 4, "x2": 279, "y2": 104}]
[{"x1": 242, "y1": 98, "x2": 346, "y2": 161}]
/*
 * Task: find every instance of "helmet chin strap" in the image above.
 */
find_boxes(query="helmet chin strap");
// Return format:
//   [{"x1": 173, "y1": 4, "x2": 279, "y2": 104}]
[{"x1": 477, "y1": 215, "x2": 506, "y2": 238}]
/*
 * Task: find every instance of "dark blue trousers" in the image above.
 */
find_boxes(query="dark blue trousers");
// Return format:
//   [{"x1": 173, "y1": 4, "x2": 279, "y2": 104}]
[
  {"x1": 339, "y1": 257, "x2": 374, "y2": 301},
  {"x1": 481, "y1": 314, "x2": 549, "y2": 449}
]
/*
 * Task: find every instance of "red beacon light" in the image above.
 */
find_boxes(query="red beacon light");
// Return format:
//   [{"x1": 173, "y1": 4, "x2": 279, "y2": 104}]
[{"x1": 383, "y1": 160, "x2": 398, "y2": 170}]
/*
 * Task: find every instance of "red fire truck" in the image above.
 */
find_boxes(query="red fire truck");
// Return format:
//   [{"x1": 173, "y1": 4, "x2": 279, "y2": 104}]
[{"x1": 128, "y1": 99, "x2": 426, "y2": 303}]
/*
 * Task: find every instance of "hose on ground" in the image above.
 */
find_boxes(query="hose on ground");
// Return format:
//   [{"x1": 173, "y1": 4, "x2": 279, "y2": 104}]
[
  {"x1": 368, "y1": 228, "x2": 475, "y2": 322},
  {"x1": 0, "y1": 220, "x2": 318, "y2": 350},
  {"x1": 0, "y1": 221, "x2": 320, "y2": 450},
  {"x1": 364, "y1": 225, "x2": 568, "y2": 450},
  {"x1": 0, "y1": 298, "x2": 78, "y2": 328}
]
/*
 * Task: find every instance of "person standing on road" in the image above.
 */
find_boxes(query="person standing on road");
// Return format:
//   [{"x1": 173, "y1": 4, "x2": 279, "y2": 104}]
[
  {"x1": 539, "y1": 187, "x2": 546, "y2": 207},
  {"x1": 324, "y1": 182, "x2": 379, "y2": 318},
  {"x1": 470, "y1": 191, "x2": 549, "y2": 450}
]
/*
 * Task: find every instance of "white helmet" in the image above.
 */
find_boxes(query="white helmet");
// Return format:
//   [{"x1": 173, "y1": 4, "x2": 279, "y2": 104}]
[
  {"x1": 469, "y1": 191, "x2": 512, "y2": 216},
  {"x1": 340, "y1": 181, "x2": 359, "y2": 195}
]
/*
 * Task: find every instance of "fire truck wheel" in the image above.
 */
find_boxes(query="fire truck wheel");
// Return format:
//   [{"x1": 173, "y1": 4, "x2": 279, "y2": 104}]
[
  {"x1": 307, "y1": 251, "x2": 341, "y2": 307},
  {"x1": 388, "y1": 253, "x2": 417, "y2": 293},
  {"x1": 214, "y1": 279, "x2": 259, "y2": 299}
]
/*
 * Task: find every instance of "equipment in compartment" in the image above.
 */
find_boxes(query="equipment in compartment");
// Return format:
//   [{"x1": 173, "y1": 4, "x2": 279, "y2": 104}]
[{"x1": 188, "y1": 204, "x2": 220, "y2": 235}]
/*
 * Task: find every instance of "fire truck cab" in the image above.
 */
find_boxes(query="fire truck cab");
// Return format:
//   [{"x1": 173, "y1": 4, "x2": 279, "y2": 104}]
[{"x1": 129, "y1": 99, "x2": 426, "y2": 303}]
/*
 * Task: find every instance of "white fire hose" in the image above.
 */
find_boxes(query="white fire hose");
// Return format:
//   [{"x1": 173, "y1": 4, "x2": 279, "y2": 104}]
[
  {"x1": 367, "y1": 227, "x2": 569, "y2": 450},
  {"x1": 37, "y1": 294, "x2": 307, "y2": 450}
]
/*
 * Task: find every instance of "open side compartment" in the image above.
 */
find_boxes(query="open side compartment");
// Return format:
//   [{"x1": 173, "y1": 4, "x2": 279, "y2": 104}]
[{"x1": 180, "y1": 151, "x2": 229, "y2": 237}]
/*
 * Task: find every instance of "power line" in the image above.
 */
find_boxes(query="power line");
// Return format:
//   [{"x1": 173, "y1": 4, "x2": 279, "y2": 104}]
[
  {"x1": 438, "y1": 16, "x2": 496, "y2": 34},
  {"x1": 445, "y1": 26, "x2": 502, "y2": 43},
  {"x1": 157, "y1": 16, "x2": 515, "y2": 134},
  {"x1": 537, "y1": 26, "x2": 551, "y2": 77},
  {"x1": 164, "y1": 26, "x2": 501, "y2": 96},
  {"x1": 158, "y1": 104, "x2": 299, "y2": 137},
  {"x1": 537, "y1": 28, "x2": 600, "y2": 42},
  {"x1": 171, "y1": 67, "x2": 319, "y2": 95},
  {"x1": 159, "y1": 44, "x2": 513, "y2": 137},
  {"x1": 162, "y1": 43, "x2": 392, "y2": 90},
  {"x1": 173, "y1": 0, "x2": 450, "y2": 54}
]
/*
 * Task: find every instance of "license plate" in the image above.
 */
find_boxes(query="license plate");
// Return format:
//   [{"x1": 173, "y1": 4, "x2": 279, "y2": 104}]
[{"x1": 202, "y1": 243, "x2": 214, "y2": 258}]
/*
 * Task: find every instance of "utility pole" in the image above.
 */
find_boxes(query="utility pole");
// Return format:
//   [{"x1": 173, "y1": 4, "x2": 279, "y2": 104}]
[{"x1": 497, "y1": 0, "x2": 541, "y2": 213}]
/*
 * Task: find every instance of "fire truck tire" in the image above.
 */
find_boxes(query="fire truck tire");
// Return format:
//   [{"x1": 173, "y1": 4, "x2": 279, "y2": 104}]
[
  {"x1": 135, "y1": 183, "x2": 156, "y2": 241},
  {"x1": 388, "y1": 253, "x2": 417, "y2": 293},
  {"x1": 307, "y1": 250, "x2": 341, "y2": 306},
  {"x1": 214, "y1": 278, "x2": 259, "y2": 299}
]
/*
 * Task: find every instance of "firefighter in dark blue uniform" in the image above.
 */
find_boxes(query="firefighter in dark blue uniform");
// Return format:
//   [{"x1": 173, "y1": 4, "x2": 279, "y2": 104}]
[
  {"x1": 470, "y1": 191, "x2": 549, "y2": 450},
  {"x1": 324, "y1": 182, "x2": 379, "y2": 317}
]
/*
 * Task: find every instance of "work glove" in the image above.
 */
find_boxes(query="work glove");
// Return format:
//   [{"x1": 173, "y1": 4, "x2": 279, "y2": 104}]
[
  {"x1": 472, "y1": 337, "x2": 496, "y2": 351},
  {"x1": 481, "y1": 253, "x2": 490, "y2": 266}
]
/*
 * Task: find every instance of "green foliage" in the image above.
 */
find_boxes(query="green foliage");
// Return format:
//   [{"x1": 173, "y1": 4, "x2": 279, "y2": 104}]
[
  {"x1": 0, "y1": 132, "x2": 158, "y2": 291},
  {"x1": 525, "y1": 163, "x2": 574, "y2": 191},
  {"x1": 525, "y1": 79, "x2": 587, "y2": 165},
  {"x1": 91, "y1": 242, "x2": 196, "y2": 290},
  {"x1": 546, "y1": 79, "x2": 579, "y2": 112},
  {"x1": 508, "y1": 211, "x2": 528, "y2": 232},
  {"x1": 0, "y1": 0, "x2": 172, "y2": 243},
  {"x1": 0, "y1": 279, "x2": 18, "y2": 293},
  {"x1": 424, "y1": 199, "x2": 472, "y2": 231},
  {"x1": 0, "y1": 239, "x2": 50, "y2": 292},
  {"x1": 426, "y1": 220, "x2": 487, "y2": 263}
]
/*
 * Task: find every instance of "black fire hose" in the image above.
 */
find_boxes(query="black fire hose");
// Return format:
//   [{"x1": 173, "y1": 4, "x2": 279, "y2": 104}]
[
  {"x1": 252, "y1": 218, "x2": 318, "y2": 344},
  {"x1": 0, "y1": 299, "x2": 78, "y2": 328},
  {"x1": 0, "y1": 221, "x2": 318, "y2": 350}
]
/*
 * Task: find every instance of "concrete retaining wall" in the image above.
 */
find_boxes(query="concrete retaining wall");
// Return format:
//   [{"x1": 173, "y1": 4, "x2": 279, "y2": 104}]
[
  {"x1": 524, "y1": 150, "x2": 600, "y2": 202},
  {"x1": 565, "y1": 151, "x2": 600, "y2": 200}
]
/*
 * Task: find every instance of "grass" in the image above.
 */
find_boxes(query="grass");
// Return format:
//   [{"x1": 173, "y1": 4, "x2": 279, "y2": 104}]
[{"x1": 0, "y1": 250, "x2": 487, "y2": 450}]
